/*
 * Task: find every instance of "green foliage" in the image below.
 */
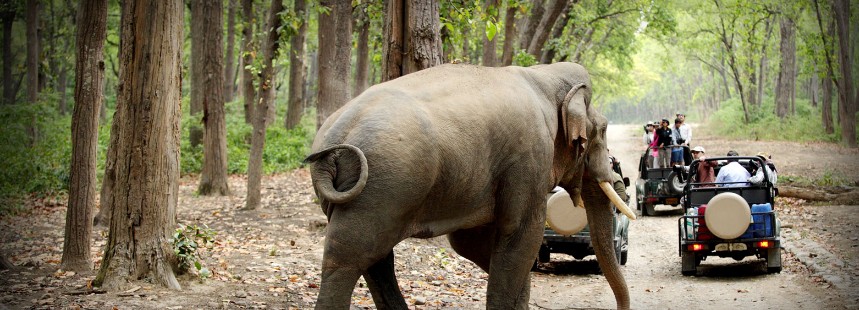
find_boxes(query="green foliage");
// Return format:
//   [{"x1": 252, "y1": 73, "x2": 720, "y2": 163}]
[
  {"x1": 172, "y1": 223, "x2": 216, "y2": 278},
  {"x1": 707, "y1": 97, "x2": 839, "y2": 143},
  {"x1": 512, "y1": 50, "x2": 537, "y2": 67}
]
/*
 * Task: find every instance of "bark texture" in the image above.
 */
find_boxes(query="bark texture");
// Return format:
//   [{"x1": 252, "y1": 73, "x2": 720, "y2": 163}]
[
  {"x1": 194, "y1": 0, "x2": 230, "y2": 195},
  {"x1": 500, "y1": 5, "x2": 517, "y2": 66},
  {"x1": 241, "y1": 0, "x2": 255, "y2": 123},
  {"x1": 245, "y1": 0, "x2": 284, "y2": 210},
  {"x1": 353, "y1": 3, "x2": 371, "y2": 96},
  {"x1": 481, "y1": 0, "x2": 499, "y2": 67},
  {"x1": 527, "y1": 0, "x2": 567, "y2": 59},
  {"x1": 518, "y1": 0, "x2": 544, "y2": 51},
  {"x1": 823, "y1": 68, "x2": 834, "y2": 134},
  {"x1": 381, "y1": 0, "x2": 442, "y2": 81},
  {"x1": 381, "y1": 0, "x2": 403, "y2": 82},
  {"x1": 832, "y1": 0, "x2": 856, "y2": 147},
  {"x1": 774, "y1": 17, "x2": 796, "y2": 119},
  {"x1": 62, "y1": 0, "x2": 107, "y2": 273},
  {"x1": 94, "y1": 0, "x2": 184, "y2": 291},
  {"x1": 224, "y1": 0, "x2": 236, "y2": 102},
  {"x1": 316, "y1": 0, "x2": 352, "y2": 129},
  {"x1": 285, "y1": 0, "x2": 308, "y2": 129}
]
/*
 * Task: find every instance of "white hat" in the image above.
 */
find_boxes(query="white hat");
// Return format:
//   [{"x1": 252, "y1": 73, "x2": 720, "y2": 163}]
[{"x1": 692, "y1": 146, "x2": 705, "y2": 153}]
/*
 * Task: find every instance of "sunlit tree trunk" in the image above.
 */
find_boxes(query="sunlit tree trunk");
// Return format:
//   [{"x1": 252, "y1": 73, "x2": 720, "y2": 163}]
[
  {"x1": 245, "y1": 0, "x2": 284, "y2": 210},
  {"x1": 316, "y1": 0, "x2": 352, "y2": 130},
  {"x1": 831, "y1": 0, "x2": 856, "y2": 147},
  {"x1": 518, "y1": 0, "x2": 544, "y2": 52},
  {"x1": 241, "y1": 0, "x2": 255, "y2": 123},
  {"x1": 500, "y1": 4, "x2": 517, "y2": 66},
  {"x1": 62, "y1": 0, "x2": 107, "y2": 273},
  {"x1": 775, "y1": 16, "x2": 796, "y2": 119},
  {"x1": 381, "y1": 0, "x2": 441, "y2": 81},
  {"x1": 224, "y1": 0, "x2": 236, "y2": 103},
  {"x1": 94, "y1": 0, "x2": 183, "y2": 291},
  {"x1": 526, "y1": 0, "x2": 566, "y2": 60},
  {"x1": 285, "y1": 0, "x2": 308, "y2": 129},
  {"x1": 540, "y1": 2, "x2": 571, "y2": 63},
  {"x1": 353, "y1": 2, "x2": 370, "y2": 95},
  {"x1": 481, "y1": 0, "x2": 499, "y2": 67},
  {"x1": 194, "y1": 0, "x2": 230, "y2": 196}
]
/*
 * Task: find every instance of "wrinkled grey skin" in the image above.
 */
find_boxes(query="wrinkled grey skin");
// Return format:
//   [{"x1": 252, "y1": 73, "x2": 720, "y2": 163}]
[{"x1": 305, "y1": 63, "x2": 629, "y2": 309}]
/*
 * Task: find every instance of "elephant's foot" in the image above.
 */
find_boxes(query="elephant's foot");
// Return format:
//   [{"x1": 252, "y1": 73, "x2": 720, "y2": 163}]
[{"x1": 364, "y1": 251, "x2": 408, "y2": 310}]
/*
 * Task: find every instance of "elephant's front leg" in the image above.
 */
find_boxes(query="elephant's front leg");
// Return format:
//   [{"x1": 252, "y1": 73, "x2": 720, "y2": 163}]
[{"x1": 486, "y1": 179, "x2": 546, "y2": 309}]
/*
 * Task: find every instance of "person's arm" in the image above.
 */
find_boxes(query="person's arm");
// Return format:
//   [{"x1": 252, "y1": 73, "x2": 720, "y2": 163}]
[
  {"x1": 748, "y1": 168, "x2": 764, "y2": 185},
  {"x1": 685, "y1": 126, "x2": 692, "y2": 145},
  {"x1": 613, "y1": 180, "x2": 629, "y2": 203}
]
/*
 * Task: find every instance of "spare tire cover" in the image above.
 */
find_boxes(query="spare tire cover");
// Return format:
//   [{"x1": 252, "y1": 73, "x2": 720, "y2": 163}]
[
  {"x1": 705, "y1": 192, "x2": 751, "y2": 239},
  {"x1": 546, "y1": 190, "x2": 588, "y2": 235}
]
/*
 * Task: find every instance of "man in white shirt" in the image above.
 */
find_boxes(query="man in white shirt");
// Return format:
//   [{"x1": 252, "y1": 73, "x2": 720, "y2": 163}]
[
  {"x1": 715, "y1": 150, "x2": 750, "y2": 187},
  {"x1": 749, "y1": 152, "x2": 777, "y2": 186}
]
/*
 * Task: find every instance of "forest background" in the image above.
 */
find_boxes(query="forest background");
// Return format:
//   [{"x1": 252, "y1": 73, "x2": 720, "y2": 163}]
[{"x1": 0, "y1": 0, "x2": 856, "y2": 214}]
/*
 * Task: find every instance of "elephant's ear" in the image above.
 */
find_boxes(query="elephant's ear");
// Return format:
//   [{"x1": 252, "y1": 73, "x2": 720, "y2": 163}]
[{"x1": 562, "y1": 84, "x2": 590, "y2": 149}]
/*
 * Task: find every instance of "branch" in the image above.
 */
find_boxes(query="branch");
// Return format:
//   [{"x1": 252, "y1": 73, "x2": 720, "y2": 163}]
[
  {"x1": 812, "y1": 0, "x2": 840, "y2": 91},
  {"x1": 587, "y1": 8, "x2": 639, "y2": 24}
]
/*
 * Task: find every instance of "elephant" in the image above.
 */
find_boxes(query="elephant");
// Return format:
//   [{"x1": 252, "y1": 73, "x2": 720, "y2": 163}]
[{"x1": 304, "y1": 62, "x2": 635, "y2": 309}]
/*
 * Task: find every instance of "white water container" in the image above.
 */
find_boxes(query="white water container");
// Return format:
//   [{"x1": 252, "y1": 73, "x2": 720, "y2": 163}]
[{"x1": 685, "y1": 207, "x2": 698, "y2": 239}]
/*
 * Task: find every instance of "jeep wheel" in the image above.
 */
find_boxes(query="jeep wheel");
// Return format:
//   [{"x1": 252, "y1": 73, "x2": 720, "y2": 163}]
[
  {"x1": 667, "y1": 171, "x2": 687, "y2": 195},
  {"x1": 766, "y1": 247, "x2": 782, "y2": 274},
  {"x1": 681, "y1": 251, "x2": 697, "y2": 276}
]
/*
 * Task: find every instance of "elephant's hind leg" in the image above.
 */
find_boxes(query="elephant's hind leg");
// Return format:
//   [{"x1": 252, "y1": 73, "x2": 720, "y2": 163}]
[
  {"x1": 448, "y1": 226, "x2": 496, "y2": 272},
  {"x1": 363, "y1": 250, "x2": 408, "y2": 310}
]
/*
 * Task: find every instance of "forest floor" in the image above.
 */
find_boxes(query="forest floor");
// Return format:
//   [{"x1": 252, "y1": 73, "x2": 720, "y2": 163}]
[{"x1": 1, "y1": 124, "x2": 858, "y2": 309}]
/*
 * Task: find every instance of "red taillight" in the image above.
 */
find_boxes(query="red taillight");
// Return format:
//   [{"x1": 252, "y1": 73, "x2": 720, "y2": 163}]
[
  {"x1": 689, "y1": 244, "x2": 704, "y2": 251},
  {"x1": 757, "y1": 241, "x2": 770, "y2": 248},
  {"x1": 646, "y1": 197, "x2": 659, "y2": 203}
]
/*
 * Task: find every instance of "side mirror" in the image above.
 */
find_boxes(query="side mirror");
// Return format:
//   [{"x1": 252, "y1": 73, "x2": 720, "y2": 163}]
[{"x1": 623, "y1": 177, "x2": 630, "y2": 187}]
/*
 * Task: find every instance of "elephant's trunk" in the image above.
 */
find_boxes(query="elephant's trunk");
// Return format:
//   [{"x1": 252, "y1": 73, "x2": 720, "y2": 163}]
[
  {"x1": 583, "y1": 181, "x2": 630, "y2": 310},
  {"x1": 305, "y1": 144, "x2": 369, "y2": 204}
]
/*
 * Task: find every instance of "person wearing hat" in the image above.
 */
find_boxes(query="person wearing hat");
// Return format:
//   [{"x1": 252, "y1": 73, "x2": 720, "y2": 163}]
[
  {"x1": 715, "y1": 150, "x2": 750, "y2": 187},
  {"x1": 749, "y1": 152, "x2": 777, "y2": 186},
  {"x1": 654, "y1": 118, "x2": 673, "y2": 168},
  {"x1": 691, "y1": 146, "x2": 717, "y2": 186}
]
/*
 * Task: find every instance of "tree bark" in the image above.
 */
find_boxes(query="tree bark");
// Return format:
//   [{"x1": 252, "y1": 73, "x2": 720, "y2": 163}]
[
  {"x1": 518, "y1": 0, "x2": 545, "y2": 51},
  {"x1": 316, "y1": 0, "x2": 352, "y2": 130},
  {"x1": 526, "y1": 0, "x2": 566, "y2": 59},
  {"x1": 381, "y1": 0, "x2": 403, "y2": 81},
  {"x1": 285, "y1": 0, "x2": 308, "y2": 129},
  {"x1": 500, "y1": 4, "x2": 517, "y2": 66},
  {"x1": 224, "y1": 0, "x2": 236, "y2": 103},
  {"x1": 57, "y1": 66, "x2": 68, "y2": 114},
  {"x1": 540, "y1": 2, "x2": 572, "y2": 64},
  {"x1": 774, "y1": 17, "x2": 795, "y2": 119},
  {"x1": 241, "y1": 0, "x2": 256, "y2": 123},
  {"x1": 1, "y1": 7, "x2": 13, "y2": 104},
  {"x1": 245, "y1": 0, "x2": 284, "y2": 210},
  {"x1": 832, "y1": 0, "x2": 856, "y2": 147},
  {"x1": 26, "y1": 0, "x2": 38, "y2": 103},
  {"x1": 94, "y1": 0, "x2": 183, "y2": 291},
  {"x1": 194, "y1": 0, "x2": 230, "y2": 196},
  {"x1": 62, "y1": 0, "x2": 107, "y2": 273},
  {"x1": 823, "y1": 68, "x2": 834, "y2": 134},
  {"x1": 481, "y1": 0, "x2": 499, "y2": 67},
  {"x1": 404, "y1": 0, "x2": 442, "y2": 75},
  {"x1": 353, "y1": 2, "x2": 371, "y2": 95}
]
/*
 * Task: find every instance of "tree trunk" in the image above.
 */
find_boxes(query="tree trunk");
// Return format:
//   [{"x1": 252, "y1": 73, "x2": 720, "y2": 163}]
[
  {"x1": 832, "y1": 0, "x2": 856, "y2": 147},
  {"x1": 353, "y1": 2, "x2": 370, "y2": 95},
  {"x1": 526, "y1": 0, "x2": 566, "y2": 59},
  {"x1": 540, "y1": 2, "x2": 571, "y2": 64},
  {"x1": 316, "y1": 0, "x2": 352, "y2": 130},
  {"x1": 245, "y1": 0, "x2": 284, "y2": 210},
  {"x1": 26, "y1": 0, "x2": 38, "y2": 103},
  {"x1": 194, "y1": 0, "x2": 230, "y2": 196},
  {"x1": 518, "y1": 0, "x2": 544, "y2": 51},
  {"x1": 775, "y1": 17, "x2": 795, "y2": 119},
  {"x1": 757, "y1": 16, "x2": 774, "y2": 107},
  {"x1": 224, "y1": 0, "x2": 236, "y2": 103},
  {"x1": 62, "y1": 0, "x2": 107, "y2": 273},
  {"x1": 57, "y1": 66, "x2": 68, "y2": 114},
  {"x1": 481, "y1": 0, "x2": 499, "y2": 67},
  {"x1": 285, "y1": 0, "x2": 308, "y2": 129},
  {"x1": 1, "y1": 8, "x2": 13, "y2": 105},
  {"x1": 404, "y1": 0, "x2": 442, "y2": 75},
  {"x1": 241, "y1": 0, "x2": 255, "y2": 123},
  {"x1": 94, "y1": 0, "x2": 183, "y2": 291},
  {"x1": 500, "y1": 4, "x2": 517, "y2": 66},
  {"x1": 381, "y1": 0, "x2": 403, "y2": 82}
]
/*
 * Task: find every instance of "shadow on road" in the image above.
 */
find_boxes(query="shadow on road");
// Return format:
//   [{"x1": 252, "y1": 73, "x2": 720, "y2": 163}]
[{"x1": 533, "y1": 258, "x2": 603, "y2": 275}]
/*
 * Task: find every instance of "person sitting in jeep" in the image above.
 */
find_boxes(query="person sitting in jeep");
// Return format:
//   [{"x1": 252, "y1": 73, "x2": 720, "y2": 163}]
[
  {"x1": 749, "y1": 151, "x2": 778, "y2": 186},
  {"x1": 691, "y1": 146, "x2": 717, "y2": 186},
  {"x1": 715, "y1": 150, "x2": 750, "y2": 187}
]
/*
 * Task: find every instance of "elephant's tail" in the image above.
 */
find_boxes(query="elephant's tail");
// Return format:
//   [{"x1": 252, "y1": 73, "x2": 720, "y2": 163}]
[{"x1": 304, "y1": 144, "x2": 368, "y2": 204}]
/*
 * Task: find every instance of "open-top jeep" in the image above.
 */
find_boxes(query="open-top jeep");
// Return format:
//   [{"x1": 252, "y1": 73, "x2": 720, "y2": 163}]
[
  {"x1": 678, "y1": 156, "x2": 781, "y2": 276},
  {"x1": 536, "y1": 157, "x2": 631, "y2": 267},
  {"x1": 636, "y1": 146, "x2": 689, "y2": 216}
]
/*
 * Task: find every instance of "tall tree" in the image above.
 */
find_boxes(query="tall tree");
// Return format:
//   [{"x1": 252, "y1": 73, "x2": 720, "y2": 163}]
[
  {"x1": 353, "y1": 1, "x2": 371, "y2": 95},
  {"x1": 518, "y1": 0, "x2": 545, "y2": 52},
  {"x1": 26, "y1": 0, "x2": 38, "y2": 103},
  {"x1": 94, "y1": 0, "x2": 184, "y2": 290},
  {"x1": 245, "y1": 0, "x2": 285, "y2": 210},
  {"x1": 61, "y1": 0, "x2": 107, "y2": 272},
  {"x1": 526, "y1": 0, "x2": 567, "y2": 59},
  {"x1": 500, "y1": 2, "x2": 517, "y2": 66},
  {"x1": 193, "y1": 0, "x2": 230, "y2": 195},
  {"x1": 224, "y1": 0, "x2": 237, "y2": 102},
  {"x1": 1, "y1": 3, "x2": 15, "y2": 104},
  {"x1": 286, "y1": 0, "x2": 308, "y2": 129},
  {"x1": 831, "y1": 0, "x2": 856, "y2": 147},
  {"x1": 823, "y1": 67, "x2": 835, "y2": 134},
  {"x1": 317, "y1": 0, "x2": 352, "y2": 129},
  {"x1": 481, "y1": 0, "x2": 499, "y2": 66},
  {"x1": 381, "y1": 0, "x2": 442, "y2": 82},
  {"x1": 774, "y1": 16, "x2": 796, "y2": 118},
  {"x1": 241, "y1": 0, "x2": 256, "y2": 123}
]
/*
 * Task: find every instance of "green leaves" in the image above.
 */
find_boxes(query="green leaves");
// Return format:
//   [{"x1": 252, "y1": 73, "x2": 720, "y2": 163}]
[
  {"x1": 484, "y1": 19, "x2": 499, "y2": 41},
  {"x1": 173, "y1": 223, "x2": 217, "y2": 279}
]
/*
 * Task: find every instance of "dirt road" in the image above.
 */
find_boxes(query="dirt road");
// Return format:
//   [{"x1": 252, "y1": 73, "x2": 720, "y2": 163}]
[{"x1": 525, "y1": 124, "x2": 852, "y2": 309}]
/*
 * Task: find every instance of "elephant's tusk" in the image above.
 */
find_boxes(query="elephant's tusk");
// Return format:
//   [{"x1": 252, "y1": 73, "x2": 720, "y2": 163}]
[{"x1": 600, "y1": 182, "x2": 637, "y2": 220}]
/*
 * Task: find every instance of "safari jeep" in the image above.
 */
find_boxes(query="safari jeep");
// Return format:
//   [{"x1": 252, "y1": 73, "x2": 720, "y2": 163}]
[
  {"x1": 678, "y1": 156, "x2": 782, "y2": 276},
  {"x1": 636, "y1": 146, "x2": 689, "y2": 216},
  {"x1": 536, "y1": 158, "x2": 631, "y2": 267}
]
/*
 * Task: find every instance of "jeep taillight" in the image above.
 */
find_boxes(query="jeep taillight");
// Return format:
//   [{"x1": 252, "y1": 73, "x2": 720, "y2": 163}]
[
  {"x1": 757, "y1": 241, "x2": 771, "y2": 248},
  {"x1": 688, "y1": 244, "x2": 705, "y2": 251}
]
